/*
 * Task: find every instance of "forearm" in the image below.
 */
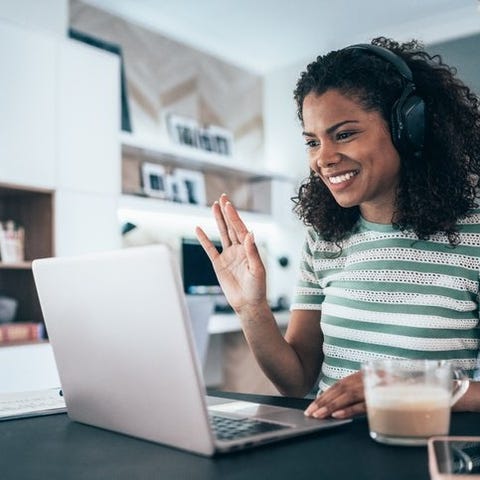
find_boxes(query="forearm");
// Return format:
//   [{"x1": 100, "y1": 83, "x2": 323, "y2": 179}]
[
  {"x1": 452, "y1": 381, "x2": 480, "y2": 412},
  {"x1": 237, "y1": 302, "x2": 315, "y2": 397}
]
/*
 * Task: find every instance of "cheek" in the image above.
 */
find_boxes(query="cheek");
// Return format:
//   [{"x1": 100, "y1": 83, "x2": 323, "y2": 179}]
[
  {"x1": 308, "y1": 152, "x2": 320, "y2": 174},
  {"x1": 363, "y1": 135, "x2": 401, "y2": 175}
]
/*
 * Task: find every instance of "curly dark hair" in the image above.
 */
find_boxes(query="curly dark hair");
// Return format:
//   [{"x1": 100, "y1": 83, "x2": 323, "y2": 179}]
[{"x1": 292, "y1": 36, "x2": 480, "y2": 246}]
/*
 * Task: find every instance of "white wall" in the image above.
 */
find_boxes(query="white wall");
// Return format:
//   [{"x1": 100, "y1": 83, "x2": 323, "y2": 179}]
[
  {"x1": 261, "y1": 60, "x2": 313, "y2": 303},
  {"x1": 0, "y1": 0, "x2": 67, "y2": 36},
  {"x1": 263, "y1": 59, "x2": 310, "y2": 181}
]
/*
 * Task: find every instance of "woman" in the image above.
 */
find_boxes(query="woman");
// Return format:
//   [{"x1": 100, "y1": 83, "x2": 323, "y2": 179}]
[{"x1": 196, "y1": 37, "x2": 480, "y2": 419}]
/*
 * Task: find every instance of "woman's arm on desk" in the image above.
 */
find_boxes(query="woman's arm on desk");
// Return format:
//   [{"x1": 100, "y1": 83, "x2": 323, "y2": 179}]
[{"x1": 196, "y1": 195, "x2": 323, "y2": 397}]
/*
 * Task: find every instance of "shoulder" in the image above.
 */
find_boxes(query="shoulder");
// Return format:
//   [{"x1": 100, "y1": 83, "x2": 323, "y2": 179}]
[{"x1": 303, "y1": 227, "x2": 340, "y2": 256}]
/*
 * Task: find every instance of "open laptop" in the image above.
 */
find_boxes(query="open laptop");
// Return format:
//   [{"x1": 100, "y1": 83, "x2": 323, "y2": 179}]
[{"x1": 32, "y1": 245, "x2": 350, "y2": 456}]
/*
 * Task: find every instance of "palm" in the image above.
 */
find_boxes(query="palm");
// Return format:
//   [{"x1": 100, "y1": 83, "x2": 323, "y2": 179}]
[
  {"x1": 212, "y1": 244, "x2": 265, "y2": 310},
  {"x1": 195, "y1": 195, "x2": 267, "y2": 312}
]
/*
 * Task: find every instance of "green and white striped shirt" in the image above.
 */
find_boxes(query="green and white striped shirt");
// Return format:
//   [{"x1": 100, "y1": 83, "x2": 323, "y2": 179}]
[{"x1": 291, "y1": 211, "x2": 480, "y2": 393}]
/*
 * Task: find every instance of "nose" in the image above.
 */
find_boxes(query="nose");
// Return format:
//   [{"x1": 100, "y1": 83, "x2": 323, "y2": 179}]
[{"x1": 310, "y1": 141, "x2": 341, "y2": 172}]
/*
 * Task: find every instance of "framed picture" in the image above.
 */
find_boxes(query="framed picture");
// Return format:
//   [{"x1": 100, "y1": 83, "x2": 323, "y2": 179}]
[
  {"x1": 166, "y1": 113, "x2": 199, "y2": 148},
  {"x1": 173, "y1": 169, "x2": 207, "y2": 206},
  {"x1": 206, "y1": 125, "x2": 234, "y2": 156},
  {"x1": 142, "y1": 162, "x2": 168, "y2": 199},
  {"x1": 166, "y1": 113, "x2": 234, "y2": 157},
  {"x1": 165, "y1": 172, "x2": 189, "y2": 203},
  {"x1": 197, "y1": 127, "x2": 215, "y2": 153}
]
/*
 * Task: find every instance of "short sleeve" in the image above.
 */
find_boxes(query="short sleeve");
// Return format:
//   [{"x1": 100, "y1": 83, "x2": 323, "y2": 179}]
[{"x1": 290, "y1": 229, "x2": 324, "y2": 311}]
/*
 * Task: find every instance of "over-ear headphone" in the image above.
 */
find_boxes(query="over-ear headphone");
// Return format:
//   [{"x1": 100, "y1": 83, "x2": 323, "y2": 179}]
[{"x1": 344, "y1": 44, "x2": 425, "y2": 158}]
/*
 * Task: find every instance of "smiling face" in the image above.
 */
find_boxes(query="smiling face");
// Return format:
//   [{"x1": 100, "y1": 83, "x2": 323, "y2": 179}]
[{"x1": 302, "y1": 89, "x2": 401, "y2": 224}]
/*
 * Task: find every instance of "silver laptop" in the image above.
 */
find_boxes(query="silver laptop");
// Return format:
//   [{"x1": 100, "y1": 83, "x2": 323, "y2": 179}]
[{"x1": 32, "y1": 245, "x2": 350, "y2": 456}]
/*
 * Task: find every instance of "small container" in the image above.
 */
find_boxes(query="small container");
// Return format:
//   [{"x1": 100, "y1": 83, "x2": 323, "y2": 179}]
[{"x1": 0, "y1": 295, "x2": 18, "y2": 323}]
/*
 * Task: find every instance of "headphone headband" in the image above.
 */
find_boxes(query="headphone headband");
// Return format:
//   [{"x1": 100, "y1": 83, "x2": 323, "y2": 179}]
[{"x1": 344, "y1": 44, "x2": 414, "y2": 83}]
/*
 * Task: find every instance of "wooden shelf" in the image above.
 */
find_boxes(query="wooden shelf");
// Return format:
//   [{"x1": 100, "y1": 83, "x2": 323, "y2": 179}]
[
  {"x1": 0, "y1": 261, "x2": 32, "y2": 270},
  {"x1": 120, "y1": 131, "x2": 289, "y2": 181},
  {"x1": 0, "y1": 184, "x2": 53, "y2": 325},
  {"x1": 118, "y1": 194, "x2": 274, "y2": 224},
  {"x1": 0, "y1": 338, "x2": 48, "y2": 348},
  {"x1": 120, "y1": 133, "x2": 296, "y2": 217}
]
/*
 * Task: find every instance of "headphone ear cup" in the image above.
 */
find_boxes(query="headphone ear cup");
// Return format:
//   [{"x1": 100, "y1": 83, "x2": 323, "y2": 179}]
[
  {"x1": 390, "y1": 97, "x2": 403, "y2": 152},
  {"x1": 401, "y1": 94, "x2": 425, "y2": 154},
  {"x1": 391, "y1": 91, "x2": 425, "y2": 157}
]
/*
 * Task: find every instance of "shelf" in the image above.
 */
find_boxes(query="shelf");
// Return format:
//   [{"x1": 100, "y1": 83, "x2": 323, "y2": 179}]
[
  {"x1": 0, "y1": 184, "x2": 53, "y2": 325},
  {"x1": 118, "y1": 194, "x2": 274, "y2": 224},
  {"x1": 0, "y1": 339, "x2": 48, "y2": 348},
  {"x1": 208, "y1": 311, "x2": 289, "y2": 335},
  {"x1": 0, "y1": 261, "x2": 32, "y2": 270},
  {"x1": 120, "y1": 131, "x2": 290, "y2": 181}
]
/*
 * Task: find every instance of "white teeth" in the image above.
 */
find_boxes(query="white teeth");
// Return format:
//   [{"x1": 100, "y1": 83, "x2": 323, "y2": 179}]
[{"x1": 328, "y1": 171, "x2": 358, "y2": 184}]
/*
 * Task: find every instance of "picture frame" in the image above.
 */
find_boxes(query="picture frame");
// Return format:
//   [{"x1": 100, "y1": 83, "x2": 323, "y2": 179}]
[
  {"x1": 205, "y1": 125, "x2": 234, "y2": 157},
  {"x1": 166, "y1": 113, "x2": 234, "y2": 157},
  {"x1": 166, "y1": 113, "x2": 199, "y2": 148},
  {"x1": 141, "y1": 162, "x2": 168, "y2": 199},
  {"x1": 165, "y1": 172, "x2": 189, "y2": 203},
  {"x1": 172, "y1": 169, "x2": 207, "y2": 206},
  {"x1": 197, "y1": 126, "x2": 215, "y2": 153}
]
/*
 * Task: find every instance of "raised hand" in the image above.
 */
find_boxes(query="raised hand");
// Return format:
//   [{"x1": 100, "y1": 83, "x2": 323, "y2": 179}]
[{"x1": 195, "y1": 194, "x2": 267, "y2": 314}]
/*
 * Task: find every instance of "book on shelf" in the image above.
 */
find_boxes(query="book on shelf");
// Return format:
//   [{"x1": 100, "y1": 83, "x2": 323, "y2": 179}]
[{"x1": 0, "y1": 322, "x2": 45, "y2": 345}]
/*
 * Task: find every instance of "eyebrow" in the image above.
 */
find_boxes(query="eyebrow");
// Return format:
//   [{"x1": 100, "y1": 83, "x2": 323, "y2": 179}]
[{"x1": 302, "y1": 120, "x2": 360, "y2": 137}]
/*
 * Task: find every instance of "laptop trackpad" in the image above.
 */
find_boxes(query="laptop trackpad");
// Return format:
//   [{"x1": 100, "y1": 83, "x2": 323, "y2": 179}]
[
  {"x1": 208, "y1": 399, "x2": 312, "y2": 426},
  {"x1": 209, "y1": 400, "x2": 284, "y2": 416},
  {"x1": 207, "y1": 398, "x2": 345, "y2": 427}
]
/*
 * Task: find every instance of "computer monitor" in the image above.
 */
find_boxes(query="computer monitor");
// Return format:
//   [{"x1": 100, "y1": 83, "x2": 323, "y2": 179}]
[{"x1": 181, "y1": 238, "x2": 223, "y2": 295}]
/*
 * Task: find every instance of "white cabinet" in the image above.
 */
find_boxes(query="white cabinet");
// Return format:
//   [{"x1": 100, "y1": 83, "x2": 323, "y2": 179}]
[
  {"x1": 55, "y1": 190, "x2": 121, "y2": 257},
  {"x1": 54, "y1": 41, "x2": 121, "y2": 256},
  {"x1": 0, "y1": 23, "x2": 122, "y2": 332},
  {"x1": 54, "y1": 39, "x2": 121, "y2": 256},
  {"x1": 0, "y1": 22, "x2": 56, "y2": 188},
  {"x1": 57, "y1": 40, "x2": 120, "y2": 194}
]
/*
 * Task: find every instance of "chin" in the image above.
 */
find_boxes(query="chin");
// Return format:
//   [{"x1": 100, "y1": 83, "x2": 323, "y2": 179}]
[{"x1": 332, "y1": 197, "x2": 360, "y2": 209}]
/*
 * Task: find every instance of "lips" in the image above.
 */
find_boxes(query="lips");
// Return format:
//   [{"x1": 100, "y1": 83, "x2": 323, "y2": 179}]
[{"x1": 327, "y1": 170, "x2": 359, "y2": 185}]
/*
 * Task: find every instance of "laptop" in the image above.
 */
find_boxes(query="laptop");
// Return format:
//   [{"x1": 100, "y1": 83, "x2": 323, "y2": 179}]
[{"x1": 32, "y1": 245, "x2": 350, "y2": 456}]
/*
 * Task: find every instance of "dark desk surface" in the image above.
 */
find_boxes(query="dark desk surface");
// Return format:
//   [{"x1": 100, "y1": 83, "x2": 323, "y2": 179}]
[{"x1": 1, "y1": 390, "x2": 479, "y2": 480}]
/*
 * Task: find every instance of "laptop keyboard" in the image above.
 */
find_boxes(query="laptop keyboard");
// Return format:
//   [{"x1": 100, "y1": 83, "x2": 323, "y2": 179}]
[{"x1": 210, "y1": 414, "x2": 289, "y2": 441}]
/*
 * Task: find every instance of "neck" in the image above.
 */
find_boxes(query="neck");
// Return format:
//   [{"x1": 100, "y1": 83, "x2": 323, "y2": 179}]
[{"x1": 360, "y1": 204, "x2": 395, "y2": 224}]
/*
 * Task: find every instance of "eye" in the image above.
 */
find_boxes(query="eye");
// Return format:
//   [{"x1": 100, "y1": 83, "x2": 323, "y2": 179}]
[
  {"x1": 304, "y1": 138, "x2": 320, "y2": 149},
  {"x1": 336, "y1": 131, "x2": 356, "y2": 141}
]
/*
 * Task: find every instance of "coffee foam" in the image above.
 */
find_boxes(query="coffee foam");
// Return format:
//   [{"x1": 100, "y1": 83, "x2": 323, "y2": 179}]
[{"x1": 367, "y1": 385, "x2": 450, "y2": 409}]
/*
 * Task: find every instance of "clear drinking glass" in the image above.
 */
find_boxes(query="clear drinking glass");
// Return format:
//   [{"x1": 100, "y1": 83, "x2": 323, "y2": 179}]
[{"x1": 362, "y1": 359, "x2": 469, "y2": 446}]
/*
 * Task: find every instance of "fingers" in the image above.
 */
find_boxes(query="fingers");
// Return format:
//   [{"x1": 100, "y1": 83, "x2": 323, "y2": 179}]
[
  {"x1": 213, "y1": 194, "x2": 249, "y2": 249},
  {"x1": 305, "y1": 397, "x2": 366, "y2": 420},
  {"x1": 212, "y1": 201, "x2": 232, "y2": 249},
  {"x1": 330, "y1": 402, "x2": 366, "y2": 419},
  {"x1": 304, "y1": 372, "x2": 366, "y2": 419},
  {"x1": 195, "y1": 226, "x2": 221, "y2": 263},
  {"x1": 219, "y1": 194, "x2": 249, "y2": 244}
]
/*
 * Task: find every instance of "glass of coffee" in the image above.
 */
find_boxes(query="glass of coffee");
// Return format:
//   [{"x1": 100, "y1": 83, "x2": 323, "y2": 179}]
[{"x1": 362, "y1": 359, "x2": 469, "y2": 446}]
